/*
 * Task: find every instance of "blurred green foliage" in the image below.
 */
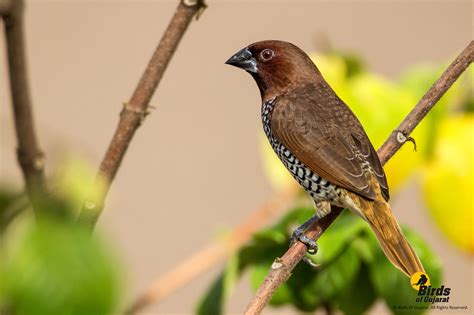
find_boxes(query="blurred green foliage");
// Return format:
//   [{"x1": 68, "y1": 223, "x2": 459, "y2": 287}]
[
  {"x1": 200, "y1": 51, "x2": 472, "y2": 314},
  {"x1": 421, "y1": 115, "x2": 474, "y2": 253},
  {"x1": 198, "y1": 209, "x2": 442, "y2": 315},
  {"x1": 0, "y1": 159, "x2": 122, "y2": 315}
]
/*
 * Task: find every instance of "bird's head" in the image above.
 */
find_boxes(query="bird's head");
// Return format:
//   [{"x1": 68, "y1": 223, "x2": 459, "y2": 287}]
[{"x1": 225, "y1": 40, "x2": 322, "y2": 99}]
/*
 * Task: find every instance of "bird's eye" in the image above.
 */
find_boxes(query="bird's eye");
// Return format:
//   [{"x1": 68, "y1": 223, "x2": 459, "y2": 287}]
[{"x1": 260, "y1": 49, "x2": 275, "y2": 61}]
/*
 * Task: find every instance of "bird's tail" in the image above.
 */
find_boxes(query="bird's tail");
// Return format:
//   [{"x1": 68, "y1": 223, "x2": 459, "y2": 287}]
[{"x1": 358, "y1": 196, "x2": 425, "y2": 277}]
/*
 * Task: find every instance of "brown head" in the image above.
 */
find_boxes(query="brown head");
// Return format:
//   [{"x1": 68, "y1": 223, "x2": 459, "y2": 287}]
[{"x1": 225, "y1": 40, "x2": 323, "y2": 100}]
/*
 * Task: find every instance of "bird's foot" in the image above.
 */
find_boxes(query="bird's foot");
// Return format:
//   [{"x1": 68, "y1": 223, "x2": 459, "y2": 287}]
[{"x1": 290, "y1": 227, "x2": 318, "y2": 255}]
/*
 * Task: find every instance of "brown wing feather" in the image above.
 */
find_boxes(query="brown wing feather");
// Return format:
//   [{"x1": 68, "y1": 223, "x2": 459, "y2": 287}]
[{"x1": 271, "y1": 83, "x2": 389, "y2": 201}]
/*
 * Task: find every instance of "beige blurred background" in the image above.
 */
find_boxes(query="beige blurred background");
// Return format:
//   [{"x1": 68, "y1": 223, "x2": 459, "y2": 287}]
[{"x1": 0, "y1": 1, "x2": 472, "y2": 314}]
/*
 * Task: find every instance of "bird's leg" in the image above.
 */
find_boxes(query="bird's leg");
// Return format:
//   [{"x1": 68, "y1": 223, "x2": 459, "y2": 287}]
[
  {"x1": 290, "y1": 200, "x2": 331, "y2": 255},
  {"x1": 291, "y1": 215, "x2": 320, "y2": 254}
]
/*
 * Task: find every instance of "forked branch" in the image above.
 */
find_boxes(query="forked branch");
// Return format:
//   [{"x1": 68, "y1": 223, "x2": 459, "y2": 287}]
[{"x1": 244, "y1": 40, "x2": 474, "y2": 315}]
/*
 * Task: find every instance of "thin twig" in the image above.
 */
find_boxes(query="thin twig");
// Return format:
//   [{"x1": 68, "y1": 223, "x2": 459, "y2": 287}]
[
  {"x1": 124, "y1": 183, "x2": 300, "y2": 315},
  {"x1": 77, "y1": 0, "x2": 207, "y2": 229},
  {"x1": 3, "y1": 0, "x2": 47, "y2": 215},
  {"x1": 244, "y1": 40, "x2": 474, "y2": 315}
]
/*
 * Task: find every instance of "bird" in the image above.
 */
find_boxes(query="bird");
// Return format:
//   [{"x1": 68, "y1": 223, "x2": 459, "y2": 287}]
[{"x1": 225, "y1": 40, "x2": 425, "y2": 278}]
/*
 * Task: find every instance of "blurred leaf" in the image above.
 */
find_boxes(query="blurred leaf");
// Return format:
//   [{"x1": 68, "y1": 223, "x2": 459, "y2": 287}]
[
  {"x1": 238, "y1": 241, "x2": 284, "y2": 267},
  {"x1": 367, "y1": 227, "x2": 442, "y2": 314},
  {"x1": 52, "y1": 157, "x2": 106, "y2": 220},
  {"x1": 271, "y1": 207, "x2": 314, "y2": 232},
  {"x1": 0, "y1": 219, "x2": 121, "y2": 315},
  {"x1": 0, "y1": 189, "x2": 27, "y2": 234},
  {"x1": 252, "y1": 228, "x2": 287, "y2": 245},
  {"x1": 289, "y1": 245, "x2": 361, "y2": 311},
  {"x1": 196, "y1": 255, "x2": 240, "y2": 315},
  {"x1": 464, "y1": 95, "x2": 474, "y2": 112},
  {"x1": 337, "y1": 264, "x2": 376, "y2": 315},
  {"x1": 246, "y1": 209, "x2": 366, "y2": 311},
  {"x1": 399, "y1": 63, "x2": 464, "y2": 114},
  {"x1": 307, "y1": 212, "x2": 367, "y2": 265},
  {"x1": 421, "y1": 114, "x2": 474, "y2": 253},
  {"x1": 53, "y1": 158, "x2": 94, "y2": 209},
  {"x1": 336, "y1": 51, "x2": 366, "y2": 78},
  {"x1": 351, "y1": 236, "x2": 375, "y2": 263},
  {"x1": 252, "y1": 207, "x2": 313, "y2": 245},
  {"x1": 0, "y1": 188, "x2": 20, "y2": 212}
]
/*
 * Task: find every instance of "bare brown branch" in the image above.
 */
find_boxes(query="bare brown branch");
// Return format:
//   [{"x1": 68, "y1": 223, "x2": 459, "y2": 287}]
[
  {"x1": 3, "y1": 0, "x2": 47, "y2": 214},
  {"x1": 244, "y1": 40, "x2": 473, "y2": 315},
  {"x1": 77, "y1": 0, "x2": 207, "y2": 229},
  {"x1": 124, "y1": 183, "x2": 300, "y2": 315}
]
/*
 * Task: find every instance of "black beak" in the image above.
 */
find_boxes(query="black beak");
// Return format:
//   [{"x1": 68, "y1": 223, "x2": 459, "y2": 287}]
[{"x1": 225, "y1": 47, "x2": 257, "y2": 73}]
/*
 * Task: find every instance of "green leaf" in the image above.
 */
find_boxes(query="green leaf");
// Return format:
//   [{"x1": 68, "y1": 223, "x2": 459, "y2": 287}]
[
  {"x1": 0, "y1": 219, "x2": 121, "y2": 315},
  {"x1": 250, "y1": 207, "x2": 313, "y2": 246},
  {"x1": 351, "y1": 236, "x2": 375, "y2": 263},
  {"x1": 196, "y1": 254, "x2": 240, "y2": 315},
  {"x1": 239, "y1": 238, "x2": 287, "y2": 267},
  {"x1": 337, "y1": 263, "x2": 377, "y2": 315},
  {"x1": 274, "y1": 207, "x2": 314, "y2": 231},
  {"x1": 244, "y1": 209, "x2": 367, "y2": 312},
  {"x1": 336, "y1": 51, "x2": 366, "y2": 78},
  {"x1": 367, "y1": 226, "x2": 442, "y2": 315},
  {"x1": 289, "y1": 245, "x2": 361, "y2": 312},
  {"x1": 252, "y1": 228, "x2": 287, "y2": 245},
  {"x1": 306, "y1": 212, "x2": 367, "y2": 265},
  {"x1": 464, "y1": 96, "x2": 474, "y2": 112},
  {"x1": 241, "y1": 207, "x2": 314, "y2": 266}
]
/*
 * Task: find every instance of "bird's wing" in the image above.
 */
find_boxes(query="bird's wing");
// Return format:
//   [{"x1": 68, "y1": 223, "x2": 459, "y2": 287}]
[{"x1": 270, "y1": 89, "x2": 389, "y2": 201}]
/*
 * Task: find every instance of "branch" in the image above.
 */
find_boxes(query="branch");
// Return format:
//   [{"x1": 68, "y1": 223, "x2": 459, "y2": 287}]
[
  {"x1": 124, "y1": 183, "x2": 300, "y2": 315},
  {"x1": 244, "y1": 40, "x2": 474, "y2": 315},
  {"x1": 3, "y1": 0, "x2": 47, "y2": 214},
  {"x1": 77, "y1": 0, "x2": 207, "y2": 229}
]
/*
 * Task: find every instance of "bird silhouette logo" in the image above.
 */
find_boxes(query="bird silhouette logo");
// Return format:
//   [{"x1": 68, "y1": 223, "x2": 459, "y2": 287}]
[
  {"x1": 410, "y1": 271, "x2": 431, "y2": 291},
  {"x1": 413, "y1": 274, "x2": 428, "y2": 286}
]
